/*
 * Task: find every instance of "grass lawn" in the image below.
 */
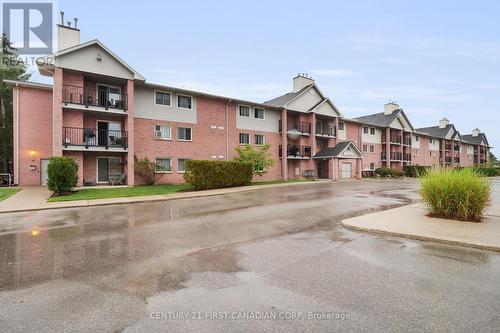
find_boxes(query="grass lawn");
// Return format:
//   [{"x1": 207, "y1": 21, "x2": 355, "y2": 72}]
[
  {"x1": 48, "y1": 184, "x2": 192, "y2": 202},
  {"x1": 48, "y1": 179, "x2": 316, "y2": 203},
  {"x1": 0, "y1": 188, "x2": 21, "y2": 202}
]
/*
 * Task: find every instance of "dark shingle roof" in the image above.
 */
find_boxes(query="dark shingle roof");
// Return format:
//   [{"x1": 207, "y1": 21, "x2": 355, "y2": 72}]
[
  {"x1": 313, "y1": 141, "x2": 360, "y2": 158},
  {"x1": 354, "y1": 110, "x2": 402, "y2": 127},
  {"x1": 416, "y1": 124, "x2": 453, "y2": 139},
  {"x1": 462, "y1": 133, "x2": 489, "y2": 146},
  {"x1": 263, "y1": 84, "x2": 313, "y2": 107}
]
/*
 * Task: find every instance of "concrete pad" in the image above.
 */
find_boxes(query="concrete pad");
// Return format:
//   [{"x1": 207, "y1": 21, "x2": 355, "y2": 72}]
[
  {"x1": 0, "y1": 186, "x2": 52, "y2": 213},
  {"x1": 342, "y1": 203, "x2": 500, "y2": 252}
]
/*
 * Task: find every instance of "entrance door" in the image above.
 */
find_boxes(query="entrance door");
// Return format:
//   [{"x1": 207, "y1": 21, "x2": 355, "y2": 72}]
[
  {"x1": 97, "y1": 121, "x2": 121, "y2": 147},
  {"x1": 97, "y1": 84, "x2": 121, "y2": 108},
  {"x1": 341, "y1": 162, "x2": 352, "y2": 178},
  {"x1": 41, "y1": 159, "x2": 49, "y2": 185},
  {"x1": 97, "y1": 157, "x2": 109, "y2": 183},
  {"x1": 316, "y1": 161, "x2": 322, "y2": 178}
]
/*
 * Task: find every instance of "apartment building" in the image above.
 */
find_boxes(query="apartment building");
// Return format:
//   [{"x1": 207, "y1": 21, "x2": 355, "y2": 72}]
[{"x1": 6, "y1": 22, "x2": 492, "y2": 186}]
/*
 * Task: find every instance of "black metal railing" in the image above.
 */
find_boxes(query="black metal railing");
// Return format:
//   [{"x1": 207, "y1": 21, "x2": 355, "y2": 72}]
[
  {"x1": 403, "y1": 153, "x2": 411, "y2": 161},
  {"x1": 381, "y1": 152, "x2": 387, "y2": 160},
  {"x1": 62, "y1": 84, "x2": 128, "y2": 111},
  {"x1": 445, "y1": 157, "x2": 452, "y2": 163},
  {"x1": 403, "y1": 138, "x2": 412, "y2": 146},
  {"x1": 279, "y1": 120, "x2": 312, "y2": 135},
  {"x1": 390, "y1": 136, "x2": 402, "y2": 144},
  {"x1": 62, "y1": 127, "x2": 128, "y2": 149},
  {"x1": 445, "y1": 144, "x2": 452, "y2": 151},
  {"x1": 316, "y1": 124, "x2": 336, "y2": 137},
  {"x1": 454, "y1": 144, "x2": 460, "y2": 151},
  {"x1": 390, "y1": 152, "x2": 403, "y2": 161},
  {"x1": 279, "y1": 145, "x2": 312, "y2": 158},
  {"x1": 454, "y1": 157, "x2": 460, "y2": 163}
]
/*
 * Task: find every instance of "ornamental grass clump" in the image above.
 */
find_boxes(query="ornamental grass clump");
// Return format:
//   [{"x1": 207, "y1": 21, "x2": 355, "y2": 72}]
[{"x1": 420, "y1": 168, "x2": 491, "y2": 222}]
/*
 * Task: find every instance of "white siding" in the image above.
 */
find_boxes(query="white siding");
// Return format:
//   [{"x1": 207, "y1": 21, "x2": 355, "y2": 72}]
[
  {"x1": 236, "y1": 107, "x2": 280, "y2": 132},
  {"x1": 134, "y1": 86, "x2": 197, "y2": 123},
  {"x1": 429, "y1": 138, "x2": 440, "y2": 151},
  {"x1": 411, "y1": 134, "x2": 421, "y2": 149},
  {"x1": 361, "y1": 127, "x2": 382, "y2": 144},
  {"x1": 287, "y1": 87, "x2": 322, "y2": 112}
]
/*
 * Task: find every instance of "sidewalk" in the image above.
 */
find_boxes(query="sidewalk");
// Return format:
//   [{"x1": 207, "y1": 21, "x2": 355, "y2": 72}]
[
  {"x1": 342, "y1": 203, "x2": 500, "y2": 252},
  {"x1": 0, "y1": 180, "x2": 329, "y2": 214}
]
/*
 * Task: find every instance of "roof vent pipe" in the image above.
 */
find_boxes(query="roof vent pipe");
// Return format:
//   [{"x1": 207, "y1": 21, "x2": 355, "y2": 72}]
[{"x1": 60, "y1": 11, "x2": 64, "y2": 25}]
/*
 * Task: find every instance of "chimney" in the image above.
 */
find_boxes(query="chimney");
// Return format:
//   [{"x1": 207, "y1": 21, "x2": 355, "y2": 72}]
[
  {"x1": 439, "y1": 118, "x2": 449, "y2": 129},
  {"x1": 293, "y1": 73, "x2": 314, "y2": 92},
  {"x1": 57, "y1": 11, "x2": 80, "y2": 51},
  {"x1": 384, "y1": 102, "x2": 399, "y2": 115},
  {"x1": 472, "y1": 128, "x2": 480, "y2": 137}
]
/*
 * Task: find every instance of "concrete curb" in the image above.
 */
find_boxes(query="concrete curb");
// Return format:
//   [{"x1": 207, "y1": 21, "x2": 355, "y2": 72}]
[
  {"x1": 0, "y1": 180, "x2": 328, "y2": 214},
  {"x1": 341, "y1": 207, "x2": 500, "y2": 253}
]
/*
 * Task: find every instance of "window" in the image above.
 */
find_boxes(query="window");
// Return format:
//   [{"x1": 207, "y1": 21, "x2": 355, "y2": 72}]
[
  {"x1": 254, "y1": 134, "x2": 265, "y2": 145},
  {"x1": 317, "y1": 140, "x2": 323, "y2": 148},
  {"x1": 363, "y1": 144, "x2": 368, "y2": 152},
  {"x1": 239, "y1": 133, "x2": 250, "y2": 144},
  {"x1": 239, "y1": 105, "x2": 250, "y2": 117},
  {"x1": 177, "y1": 127, "x2": 192, "y2": 141},
  {"x1": 415, "y1": 135, "x2": 419, "y2": 141},
  {"x1": 155, "y1": 158, "x2": 172, "y2": 173},
  {"x1": 370, "y1": 163, "x2": 375, "y2": 170},
  {"x1": 178, "y1": 95, "x2": 192, "y2": 109},
  {"x1": 154, "y1": 124, "x2": 171, "y2": 140},
  {"x1": 430, "y1": 138, "x2": 434, "y2": 144},
  {"x1": 338, "y1": 122, "x2": 345, "y2": 131},
  {"x1": 254, "y1": 107, "x2": 265, "y2": 119},
  {"x1": 369, "y1": 145, "x2": 375, "y2": 153},
  {"x1": 370, "y1": 128, "x2": 375, "y2": 135},
  {"x1": 363, "y1": 126, "x2": 369, "y2": 134},
  {"x1": 177, "y1": 159, "x2": 191, "y2": 173},
  {"x1": 155, "y1": 91, "x2": 171, "y2": 106}
]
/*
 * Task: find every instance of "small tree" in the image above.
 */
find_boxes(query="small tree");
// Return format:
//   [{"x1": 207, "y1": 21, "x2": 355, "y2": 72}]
[
  {"x1": 47, "y1": 157, "x2": 78, "y2": 195},
  {"x1": 134, "y1": 156, "x2": 162, "y2": 185},
  {"x1": 234, "y1": 144, "x2": 275, "y2": 176}
]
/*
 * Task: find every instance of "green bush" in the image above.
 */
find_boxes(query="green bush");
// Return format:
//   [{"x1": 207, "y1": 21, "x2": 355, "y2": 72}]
[
  {"x1": 474, "y1": 167, "x2": 498, "y2": 177},
  {"x1": 47, "y1": 157, "x2": 78, "y2": 195},
  {"x1": 234, "y1": 144, "x2": 275, "y2": 176},
  {"x1": 420, "y1": 168, "x2": 491, "y2": 221},
  {"x1": 403, "y1": 165, "x2": 431, "y2": 178},
  {"x1": 183, "y1": 160, "x2": 253, "y2": 190},
  {"x1": 375, "y1": 167, "x2": 404, "y2": 178}
]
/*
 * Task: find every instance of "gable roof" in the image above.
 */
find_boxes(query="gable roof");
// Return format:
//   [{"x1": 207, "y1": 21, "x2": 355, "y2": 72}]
[
  {"x1": 416, "y1": 124, "x2": 458, "y2": 139},
  {"x1": 354, "y1": 109, "x2": 413, "y2": 131},
  {"x1": 43, "y1": 39, "x2": 145, "y2": 81},
  {"x1": 462, "y1": 133, "x2": 490, "y2": 146},
  {"x1": 313, "y1": 141, "x2": 364, "y2": 159},
  {"x1": 264, "y1": 84, "x2": 313, "y2": 107}
]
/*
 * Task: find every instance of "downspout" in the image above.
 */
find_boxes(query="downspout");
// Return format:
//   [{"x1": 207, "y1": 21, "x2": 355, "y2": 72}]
[
  {"x1": 15, "y1": 83, "x2": 19, "y2": 185},
  {"x1": 225, "y1": 99, "x2": 232, "y2": 160}
]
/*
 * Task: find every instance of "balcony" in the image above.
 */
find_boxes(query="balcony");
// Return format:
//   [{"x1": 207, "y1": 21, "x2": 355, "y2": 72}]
[
  {"x1": 390, "y1": 152, "x2": 403, "y2": 161},
  {"x1": 62, "y1": 127, "x2": 128, "y2": 151},
  {"x1": 390, "y1": 136, "x2": 402, "y2": 144},
  {"x1": 279, "y1": 145, "x2": 311, "y2": 159},
  {"x1": 445, "y1": 144, "x2": 452, "y2": 151},
  {"x1": 62, "y1": 84, "x2": 128, "y2": 113},
  {"x1": 403, "y1": 153, "x2": 411, "y2": 162},
  {"x1": 279, "y1": 120, "x2": 311, "y2": 135},
  {"x1": 315, "y1": 124, "x2": 336, "y2": 137},
  {"x1": 445, "y1": 157, "x2": 452, "y2": 163},
  {"x1": 381, "y1": 152, "x2": 387, "y2": 161},
  {"x1": 454, "y1": 157, "x2": 460, "y2": 163}
]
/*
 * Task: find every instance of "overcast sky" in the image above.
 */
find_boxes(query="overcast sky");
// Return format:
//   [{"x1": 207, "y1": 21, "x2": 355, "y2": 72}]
[{"x1": 32, "y1": 0, "x2": 500, "y2": 154}]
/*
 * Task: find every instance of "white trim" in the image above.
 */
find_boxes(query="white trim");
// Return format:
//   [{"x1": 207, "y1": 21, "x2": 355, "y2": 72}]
[
  {"x1": 176, "y1": 126, "x2": 193, "y2": 141},
  {"x1": 239, "y1": 132, "x2": 250, "y2": 145},
  {"x1": 238, "y1": 104, "x2": 251, "y2": 118},
  {"x1": 155, "y1": 157, "x2": 173, "y2": 174},
  {"x1": 154, "y1": 90, "x2": 172, "y2": 107},
  {"x1": 177, "y1": 94, "x2": 193, "y2": 110},
  {"x1": 253, "y1": 107, "x2": 265, "y2": 120}
]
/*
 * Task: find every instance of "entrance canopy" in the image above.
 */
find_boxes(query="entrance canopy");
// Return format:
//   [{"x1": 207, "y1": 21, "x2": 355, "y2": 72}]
[{"x1": 313, "y1": 141, "x2": 364, "y2": 159}]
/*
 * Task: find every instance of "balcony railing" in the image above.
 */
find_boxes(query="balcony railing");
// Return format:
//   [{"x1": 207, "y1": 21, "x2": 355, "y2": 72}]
[
  {"x1": 279, "y1": 120, "x2": 311, "y2": 135},
  {"x1": 445, "y1": 157, "x2": 452, "y2": 163},
  {"x1": 63, "y1": 127, "x2": 128, "y2": 149},
  {"x1": 403, "y1": 153, "x2": 411, "y2": 161},
  {"x1": 454, "y1": 157, "x2": 460, "y2": 163},
  {"x1": 403, "y1": 138, "x2": 412, "y2": 146},
  {"x1": 62, "y1": 84, "x2": 128, "y2": 111},
  {"x1": 279, "y1": 145, "x2": 312, "y2": 159},
  {"x1": 381, "y1": 152, "x2": 387, "y2": 160},
  {"x1": 390, "y1": 152, "x2": 403, "y2": 161},
  {"x1": 445, "y1": 144, "x2": 452, "y2": 151},
  {"x1": 316, "y1": 124, "x2": 336, "y2": 137},
  {"x1": 390, "y1": 136, "x2": 402, "y2": 144}
]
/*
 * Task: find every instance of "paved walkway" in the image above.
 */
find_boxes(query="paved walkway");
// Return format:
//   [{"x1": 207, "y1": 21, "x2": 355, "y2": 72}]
[
  {"x1": 0, "y1": 186, "x2": 52, "y2": 213},
  {"x1": 0, "y1": 180, "x2": 331, "y2": 214},
  {"x1": 342, "y1": 202, "x2": 500, "y2": 252}
]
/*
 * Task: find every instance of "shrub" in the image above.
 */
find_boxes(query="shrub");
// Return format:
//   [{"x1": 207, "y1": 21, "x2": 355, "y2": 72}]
[
  {"x1": 403, "y1": 165, "x2": 430, "y2": 178},
  {"x1": 420, "y1": 168, "x2": 491, "y2": 221},
  {"x1": 47, "y1": 157, "x2": 78, "y2": 195},
  {"x1": 375, "y1": 167, "x2": 404, "y2": 178},
  {"x1": 234, "y1": 144, "x2": 275, "y2": 176},
  {"x1": 474, "y1": 167, "x2": 498, "y2": 177},
  {"x1": 184, "y1": 160, "x2": 253, "y2": 190},
  {"x1": 134, "y1": 156, "x2": 162, "y2": 185}
]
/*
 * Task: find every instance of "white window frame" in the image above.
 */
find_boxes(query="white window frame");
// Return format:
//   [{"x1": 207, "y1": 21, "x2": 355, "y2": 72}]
[
  {"x1": 154, "y1": 124, "x2": 171, "y2": 140},
  {"x1": 177, "y1": 94, "x2": 193, "y2": 109},
  {"x1": 370, "y1": 127, "x2": 375, "y2": 135},
  {"x1": 363, "y1": 126, "x2": 369, "y2": 134},
  {"x1": 254, "y1": 107, "x2": 265, "y2": 120},
  {"x1": 238, "y1": 105, "x2": 250, "y2": 118},
  {"x1": 362, "y1": 144, "x2": 368, "y2": 152},
  {"x1": 254, "y1": 134, "x2": 265, "y2": 145},
  {"x1": 155, "y1": 158, "x2": 172, "y2": 173},
  {"x1": 369, "y1": 145, "x2": 375, "y2": 153},
  {"x1": 177, "y1": 127, "x2": 193, "y2": 141},
  {"x1": 338, "y1": 122, "x2": 345, "y2": 131},
  {"x1": 415, "y1": 135, "x2": 419, "y2": 141},
  {"x1": 239, "y1": 133, "x2": 250, "y2": 145},
  {"x1": 177, "y1": 158, "x2": 191, "y2": 173},
  {"x1": 369, "y1": 162, "x2": 375, "y2": 170},
  {"x1": 154, "y1": 90, "x2": 172, "y2": 107}
]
